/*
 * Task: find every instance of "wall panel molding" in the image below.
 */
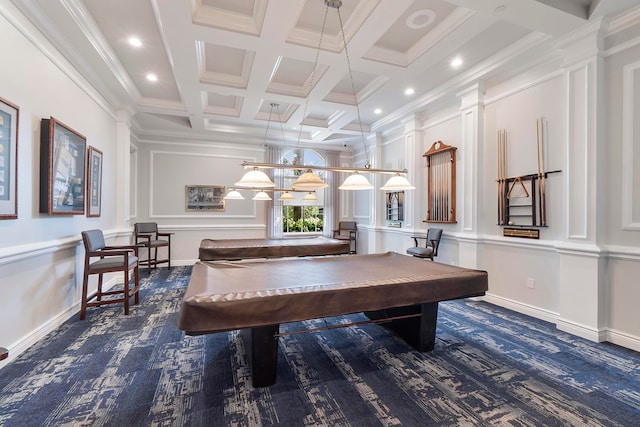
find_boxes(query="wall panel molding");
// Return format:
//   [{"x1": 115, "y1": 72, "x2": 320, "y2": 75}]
[
  {"x1": 621, "y1": 61, "x2": 640, "y2": 230},
  {"x1": 148, "y1": 150, "x2": 258, "y2": 219}
]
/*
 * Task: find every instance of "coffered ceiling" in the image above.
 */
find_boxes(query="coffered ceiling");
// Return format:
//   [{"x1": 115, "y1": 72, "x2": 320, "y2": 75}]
[{"x1": 10, "y1": 0, "x2": 639, "y2": 148}]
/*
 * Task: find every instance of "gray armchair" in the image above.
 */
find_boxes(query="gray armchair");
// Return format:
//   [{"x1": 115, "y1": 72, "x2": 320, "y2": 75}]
[
  {"x1": 81, "y1": 229, "x2": 140, "y2": 319},
  {"x1": 406, "y1": 228, "x2": 442, "y2": 261},
  {"x1": 134, "y1": 222, "x2": 172, "y2": 272},
  {"x1": 333, "y1": 221, "x2": 357, "y2": 254}
]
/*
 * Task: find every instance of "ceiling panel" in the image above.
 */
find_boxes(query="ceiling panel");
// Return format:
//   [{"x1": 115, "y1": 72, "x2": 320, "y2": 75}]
[{"x1": 11, "y1": 0, "x2": 639, "y2": 147}]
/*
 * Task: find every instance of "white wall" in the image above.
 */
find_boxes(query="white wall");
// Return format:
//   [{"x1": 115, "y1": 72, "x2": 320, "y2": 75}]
[
  {"x1": 0, "y1": 6, "x2": 127, "y2": 361},
  {"x1": 133, "y1": 140, "x2": 270, "y2": 263},
  {"x1": 364, "y1": 16, "x2": 640, "y2": 351}
]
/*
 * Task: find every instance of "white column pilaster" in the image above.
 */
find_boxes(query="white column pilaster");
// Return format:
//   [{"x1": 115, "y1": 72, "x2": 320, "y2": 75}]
[
  {"x1": 457, "y1": 82, "x2": 485, "y2": 269},
  {"x1": 555, "y1": 20, "x2": 607, "y2": 341},
  {"x1": 115, "y1": 109, "x2": 132, "y2": 227},
  {"x1": 401, "y1": 115, "x2": 421, "y2": 229}
]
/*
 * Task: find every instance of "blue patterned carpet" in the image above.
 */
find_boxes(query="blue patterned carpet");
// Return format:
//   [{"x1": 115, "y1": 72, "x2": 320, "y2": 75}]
[{"x1": 1, "y1": 266, "x2": 639, "y2": 426}]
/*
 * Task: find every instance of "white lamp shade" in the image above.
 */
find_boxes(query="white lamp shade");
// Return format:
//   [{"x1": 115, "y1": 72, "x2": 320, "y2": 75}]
[
  {"x1": 291, "y1": 170, "x2": 328, "y2": 189},
  {"x1": 303, "y1": 192, "x2": 317, "y2": 201},
  {"x1": 252, "y1": 191, "x2": 272, "y2": 201},
  {"x1": 339, "y1": 172, "x2": 373, "y2": 190},
  {"x1": 235, "y1": 168, "x2": 275, "y2": 188},
  {"x1": 380, "y1": 174, "x2": 415, "y2": 191},
  {"x1": 224, "y1": 189, "x2": 245, "y2": 200},
  {"x1": 278, "y1": 191, "x2": 295, "y2": 201}
]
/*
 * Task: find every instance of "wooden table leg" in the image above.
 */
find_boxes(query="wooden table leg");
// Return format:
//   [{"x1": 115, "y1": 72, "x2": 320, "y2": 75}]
[
  {"x1": 240, "y1": 324, "x2": 279, "y2": 387},
  {"x1": 365, "y1": 302, "x2": 439, "y2": 352},
  {"x1": 0, "y1": 347, "x2": 8, "y2": 361}
]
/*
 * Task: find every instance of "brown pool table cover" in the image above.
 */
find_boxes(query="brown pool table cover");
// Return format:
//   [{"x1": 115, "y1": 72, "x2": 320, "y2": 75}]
[
  {"x1": 198, "y1": 236, "x2": 351, "y2": 260},
  {"x1": 178, "y1": 252, "x2": 488, "y2": 335}
]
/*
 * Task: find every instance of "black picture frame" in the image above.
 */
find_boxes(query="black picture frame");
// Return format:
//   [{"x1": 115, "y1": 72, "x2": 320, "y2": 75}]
[
  {"x1": 40, "y1": 117, "x2": 87, "y2": 215},
  {"x1": 86, "y1": 146, "x2": 102, "y2": 217},
  {"x1": 0, "y1": 96, "x2": 19, "y2": 219}
]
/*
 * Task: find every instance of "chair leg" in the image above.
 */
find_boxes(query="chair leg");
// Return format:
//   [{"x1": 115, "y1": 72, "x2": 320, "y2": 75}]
[
  {"x1": 80, "y1": 271, "x2": 89, "y2": 320},
  {"x1": 153, "y1": 247, "x2": 158, "y2": 270},
  {"x1": 123, "y1": 269, "x2": 130, "y2": 316},
  {"x1": 133, "y1": 265, "x2": 140, "y2": 305},
  {"x1": 96, "y1": 274, "x2": 103, "y2": 301}
]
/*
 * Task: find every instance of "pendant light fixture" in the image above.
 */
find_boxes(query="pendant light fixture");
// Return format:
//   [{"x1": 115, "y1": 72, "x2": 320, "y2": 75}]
[
  {"x1": 234, "y1": 167, "x2": 275, "y2": 188},
  {"x1": 380, "y1": 174, "x2": 416, "y2": 191},
  {"x1": 223, "y1": 188, "x2": 245, "y2": 200},
  {"x1": 338, "y1": 171, "x2": 373, "y2": 190},
  {"x1": 278, "y1": 191, "x2": 296, "y2": 201},
  {"x1": 291, "y1": 169, "x2": 329, "y2": 189},
  {"x1": 236, "y1": 1, "x2": 414, "y2": 191},
  {"x1": 303, "y1": 192, "x2": 318, "y2": 201},
  {"x1": 252, "y1": 191, "x2": 272, "y2": 201}
]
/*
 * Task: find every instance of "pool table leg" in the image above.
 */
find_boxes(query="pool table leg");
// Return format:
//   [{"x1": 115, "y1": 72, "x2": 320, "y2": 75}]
[
  {"x1": 365, "y1": 302, "x2": 439, "y2": 352},
  {"x1": 240, "y1": 324, "x2": 280, "y2": 387}
]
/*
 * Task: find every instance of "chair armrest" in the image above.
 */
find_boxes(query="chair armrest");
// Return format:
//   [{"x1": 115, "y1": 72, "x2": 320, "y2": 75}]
[
  {"x1": 157, "y1": 232, "x2": 173, "y2": 239},
  {"x1": 349, "y1": 230, "x2": 357, "y2": 239},
  {"x1": 103, "y1": 244, "x2": 140, "y2": 256},
  {"x1": 411, "y1": 236, "x2": 427, "y2": 247},
  {"x1": 135, "y1": 234, "x2": 152, "y2": 246}
]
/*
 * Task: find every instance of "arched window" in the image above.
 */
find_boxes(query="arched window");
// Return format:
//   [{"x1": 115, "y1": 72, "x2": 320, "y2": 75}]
[{"x1": 282, "y1": 148, "x2": 326, "y2": 234}]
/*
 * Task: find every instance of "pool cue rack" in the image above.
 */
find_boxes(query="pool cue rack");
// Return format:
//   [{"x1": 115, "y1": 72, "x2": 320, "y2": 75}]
[{"x1": 498, "y1": 171, "x2": 561, "y2": 229}]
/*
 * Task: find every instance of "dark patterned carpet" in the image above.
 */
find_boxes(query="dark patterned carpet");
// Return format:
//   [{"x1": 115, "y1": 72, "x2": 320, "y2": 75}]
[{"x1": 0, "y1": 266, "x2": 639, "y2": 426}]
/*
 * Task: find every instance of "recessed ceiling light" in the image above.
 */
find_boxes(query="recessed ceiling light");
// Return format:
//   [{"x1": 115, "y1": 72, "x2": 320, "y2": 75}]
[
  {"x1": 374, "y1": 108, "x2": 382, "y2": 115},
  {"x1": 405, "y1": 88, "x2": 415, "y2": 96},
  {"x1": 146, "y1": 73, "x2": 158, "y2": 82},
  {"x1": 128, "y1": 37, "x2": 142, "y2": 47},
  {"x1": 451, "y1": 57, "x2": 463, "y2": 68}
]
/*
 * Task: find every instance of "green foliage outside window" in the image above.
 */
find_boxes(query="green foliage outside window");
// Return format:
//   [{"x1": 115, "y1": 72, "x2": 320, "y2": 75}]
[{"x1": 283, "y1": 205, "x2": 323, "y2": 233}]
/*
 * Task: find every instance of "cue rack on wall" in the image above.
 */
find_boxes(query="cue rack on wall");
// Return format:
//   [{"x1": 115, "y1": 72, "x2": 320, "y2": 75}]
[
  {"x1": 497, "y1": 119, "x2": 561, "y2": 239},
  {"x1": 423, "y1": 140, "x2": 457, "y2": 224}
]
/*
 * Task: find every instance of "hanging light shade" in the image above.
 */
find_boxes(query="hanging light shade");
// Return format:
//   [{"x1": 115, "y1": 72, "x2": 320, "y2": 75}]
[
  {"x1": 235, "y1": 168, "x2": 275, "y2": 188},
  {"x1": 380, "y1": 174, "x2": 415, "y2": 191},
  {"x1": 252, "y1": 191, "x2": 272, "y2": 201},
  {"x1": 303, "y1": 192, "x2": 317, "y2": 201},
  {"x1": 278, "y1": 191, "x2": 295, "y2": 201},
  {"x1": 291, "y1": 169, "x2": 328, "y2": 189},
  {"x1": 224, "y1": 189, "x2": 245, "y2": 200},
  {"x1": 339, "y1": 171, "x2": 373, "y2": 190}
]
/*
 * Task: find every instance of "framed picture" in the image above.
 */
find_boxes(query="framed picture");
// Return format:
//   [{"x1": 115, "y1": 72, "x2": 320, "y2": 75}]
[
  {"x1": 39, "y1": 117, "x2": 87, "y2": 215},
  {"x1": 0, "y1": 97, "x2": 19, "y2": 219},
  {"x1": 185, "y1": 185, "x2": 225, "y2": 211},
  {"x1": 86, "y1": 146, "x2": 103, "y2": 217}
]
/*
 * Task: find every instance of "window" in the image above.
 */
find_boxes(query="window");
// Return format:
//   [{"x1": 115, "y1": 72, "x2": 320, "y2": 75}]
[{"x1": 282, "y1": 149, "x2": 326, "y2": 235}]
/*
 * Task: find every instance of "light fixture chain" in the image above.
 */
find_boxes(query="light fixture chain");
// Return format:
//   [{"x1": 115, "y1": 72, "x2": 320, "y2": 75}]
[
  {"x1": 275, "y1": 104, "x2": 286, "y2": 148},
  {"x1": 336, "y1": 5, "x2": 369, "y2": 168},
  {"x1": 296, "y1": 2, "x2": 330, "y2": 149},
  {"x1": 263, "y1": 103, "x2": 275, "y2": 145}
]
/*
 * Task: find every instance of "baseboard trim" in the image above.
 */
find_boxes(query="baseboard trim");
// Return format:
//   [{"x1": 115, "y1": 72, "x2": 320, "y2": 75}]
[
  {"x1": 605, "y1": 328, "x2": 640, "y2": 353},
  {"x1": 482, "y1": 293, "x2": 559, "y2": 324},
  {"x1": 0, "y1": 277, "x2": 120, "y2": 368},
  {"x1": 483, "y1": 294, "x2": 640, "y2": 350},
  {"x1": 556, "y1": 317, "x2": 607, "y2": 342}
]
